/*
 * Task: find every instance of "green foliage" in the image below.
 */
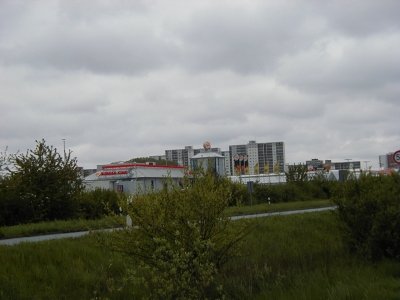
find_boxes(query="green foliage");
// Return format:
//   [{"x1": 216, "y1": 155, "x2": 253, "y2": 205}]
[
  {"x1": 1, "y1": 213, "x2": 400, "y2": 299},
  {"x1": 224, "y1": 179, "x2": 249, "y2": 206},
  {"x1": 77, "y1": 189, "x2": 123, "y2": 219},
  {"x1": 334, "y1": 173, "x2": 400, "y2": 261},
  {"x1": 109, "y1": 172, "x2": 249, "y2": 299},
  {"x1": 0, "y1": 235, "x2": 134, "y2": 299},
  {"x1": 285, "y1": 164, "x2": 308, "y2": 183},
  {"x1": 0, "y1": 216, "x2": 124, "y2": 239},
  {"x1": 250, "y1": 174, "x2": 338, "y2": 204},
  {"x1": 0, "y1": 139, "x2": 84, "y2": 225}
]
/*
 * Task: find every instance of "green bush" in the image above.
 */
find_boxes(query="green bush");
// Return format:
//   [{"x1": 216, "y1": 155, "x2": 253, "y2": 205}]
[
  {"x1": 251, "y1": 175, "x2": 338, "y2": 205},
  {"x1": 77, "y1": 189, "x2": 122, "y2": 219},
  {"x1": 253, "y1": 182, "x2": 306, "y2": 203},
  {"x1": 0, "y1": 140, "x2": 83, "y2": 224},
  {"x1": 334, "y1": 172, "x2": 400, "y2": 261},
  {"x1": 0, "y1": 177, "x2": 37, "y2": 226},
  {"x1": 108, "y1": 173, "x2": 249, "y2": 299},
  {"x1": 226, "y1": 180, "x2": 249, "y2": 206}
]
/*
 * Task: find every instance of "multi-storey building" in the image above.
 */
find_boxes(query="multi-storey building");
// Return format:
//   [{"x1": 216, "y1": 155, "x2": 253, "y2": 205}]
[
  {"x1": 165, "y1": 146, "x2": 221, "y2": 168},
  {"x1": 166, "y1": 141, "x2": 286, "y2": 175},
  {"x1": 229, "y1": 141, "x2": 285, "y2": 175},
  {"x1": 306, "y1": 159, "x2": 361, "y2": 171}
]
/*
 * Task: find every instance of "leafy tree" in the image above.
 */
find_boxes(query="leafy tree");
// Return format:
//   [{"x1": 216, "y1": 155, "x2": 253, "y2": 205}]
[
  {"x1": 334, "y1": 173, "x2": 400, "y2": 261},
  {"x1": 285, "y1": 164, "x2": 308, "y2": 183},
  {"x1": 108, "y1": 172, "x2": 250, "y2": 299},
  {"x1": 9, "y1": 139, "x2": 83, "y2": 222}
]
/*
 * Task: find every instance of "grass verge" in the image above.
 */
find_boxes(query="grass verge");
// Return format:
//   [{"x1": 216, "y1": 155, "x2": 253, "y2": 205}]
[
  {"x1": 1, "y1": 211, "x2": 399, "y2": 299},
  {"x1": 0, "y1": 216, "x2": 124, "y2": 239},
  {"x1": 225, "y1": 199, "x2": 333, "y2": 216},
  {"x1": 0, "y1": 200, "x2": 332, "y2": 239}
]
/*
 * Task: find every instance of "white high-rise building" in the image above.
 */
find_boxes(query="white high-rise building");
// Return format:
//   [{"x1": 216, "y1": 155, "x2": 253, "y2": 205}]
[{"x1": 229, "y1": 141, "x2": 285, "y2": 175}]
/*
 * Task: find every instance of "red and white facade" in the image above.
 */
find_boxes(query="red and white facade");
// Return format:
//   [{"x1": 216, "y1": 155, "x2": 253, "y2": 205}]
[{"x1": 84, "y1": 163, "x2": 185, "y2": 194}]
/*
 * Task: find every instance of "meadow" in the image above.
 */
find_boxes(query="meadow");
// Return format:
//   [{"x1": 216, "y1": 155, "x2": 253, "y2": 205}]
[
  {"x1": 1, "y1": 211, "x2": 399, "y2": 299},
  {"x1": 0, "y1": 199, "x2": 332, "y2": 239}
]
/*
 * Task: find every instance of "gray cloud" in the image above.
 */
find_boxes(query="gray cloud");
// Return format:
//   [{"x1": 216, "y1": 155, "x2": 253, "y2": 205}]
[{"x1": 0, "y1": 0, "x2": 399, "y2": 169}]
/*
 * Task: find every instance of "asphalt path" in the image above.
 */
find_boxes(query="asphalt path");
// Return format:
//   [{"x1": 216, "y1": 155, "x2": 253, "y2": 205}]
[{"x1": 0, "y1": 206, "x2": 336, "y2": 246}]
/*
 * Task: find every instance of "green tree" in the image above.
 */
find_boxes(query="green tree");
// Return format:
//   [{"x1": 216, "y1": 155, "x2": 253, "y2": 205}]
[
  {"x1": 9, "y1": 139, "x2": 83, "y2": 222},
  {"x1": 334, "y1": 173, "x2": 400, "y2": 260},
  {"x1": 285, "y1": 164, "x2": 308, "y2": 183},
  {"x1": 108, "y1": 172, "x2": 249, "y2": 299}
]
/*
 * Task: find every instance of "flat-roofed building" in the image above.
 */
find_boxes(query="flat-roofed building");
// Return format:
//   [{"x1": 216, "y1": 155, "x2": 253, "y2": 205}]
[
  {"x1": 84, "y1": 163, "x2": 185, "y2": 194},
  {"x1": 229, "y1": 141, "x2": 285, "y2": 175}
]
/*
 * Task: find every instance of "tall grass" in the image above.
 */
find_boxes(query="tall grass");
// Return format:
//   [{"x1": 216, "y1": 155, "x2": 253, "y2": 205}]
[
  {"x1": 0, "y1": 234, "x2": 134, "y2": 299},
  {"x1": 0, "y1": 212, "x2": 399, "y2": 299},
  {"x1": 1, "y1": 200, "x2": 331, "y2": 239},
  {"x1": 225, "y1": 199, "x2": 333, "y2": 216},
  {"x1": 0, "y1": 216, "x2": 124, "y2": 239},
  {"x1": 221, "y1": 212, "x2": 400, "y2": 299}
]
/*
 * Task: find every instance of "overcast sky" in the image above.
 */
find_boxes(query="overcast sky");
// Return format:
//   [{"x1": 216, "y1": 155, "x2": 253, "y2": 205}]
[{"x1": 1, "y1": 0, "x2": 399, "y2": 169}]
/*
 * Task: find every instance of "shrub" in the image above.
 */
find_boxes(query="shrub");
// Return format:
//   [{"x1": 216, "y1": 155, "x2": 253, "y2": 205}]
[
  {"x1": 226, "y1": 180, "x2": 249, "y2": 206},
  {"x1": 334, "y1": 172, "x2": 400, "y2": 261},
  {"x1": 77, "y1": 189, "x2": 122, "y2": 219},
  {"x1": 108, "y1": 173, "x2": 250, "y2": 299}
]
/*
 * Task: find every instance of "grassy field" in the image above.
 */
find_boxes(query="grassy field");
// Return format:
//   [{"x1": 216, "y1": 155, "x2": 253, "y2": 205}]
[
  {"x1": 0, "y1": 211, "x2": 399, "y2": 299},
  {"x1": 0, "y1": 199, "x2": 333, "y2": 239},
  {"x1": 225, "y1": 199, "x2": 333, "y2": 216},
  {"x1": 0, "y1": 216, "x2": 125, "y2": 239}
]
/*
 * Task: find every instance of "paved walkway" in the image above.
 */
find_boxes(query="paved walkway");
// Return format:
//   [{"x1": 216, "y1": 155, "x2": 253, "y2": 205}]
[{"x1": 0, "y1": 206, "x2": 336, "y2": 246}]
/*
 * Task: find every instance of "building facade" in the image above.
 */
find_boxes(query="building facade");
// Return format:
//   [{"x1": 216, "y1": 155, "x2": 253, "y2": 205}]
[
  {"x1": 190, "y1": 152, "x2": 225, "y2": 177},
  {"x1": 165, "y1": 146, "x2": 221, "y2": 167},
  {"x1": 306, "y1": 159, "x2": 361, "y2": 171},
  {"x1": 165, "y1": 141, "x2": 286, "y2": 176},
  {"x1": 84, "y1": 163, "x2": 185, "y2": 194},
  {"x1": 229, "y1": 141, "x2": 285, "y2": 175}
]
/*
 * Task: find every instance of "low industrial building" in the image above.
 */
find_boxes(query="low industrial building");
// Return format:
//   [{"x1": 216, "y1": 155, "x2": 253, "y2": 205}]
[{"x1": 83, "y1": 162, "x2": 185, "y2": 194}]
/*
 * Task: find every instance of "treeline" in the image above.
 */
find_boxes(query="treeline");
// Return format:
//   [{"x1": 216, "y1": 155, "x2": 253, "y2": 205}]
[{"x1": 226, "y1": 175, "x2": 338, "y2": 206}]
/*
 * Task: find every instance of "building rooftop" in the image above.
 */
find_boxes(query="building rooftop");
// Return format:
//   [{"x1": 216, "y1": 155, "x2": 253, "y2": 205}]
[{"x1": 191, "y1": 152, "x2": 224, "y2": 159}]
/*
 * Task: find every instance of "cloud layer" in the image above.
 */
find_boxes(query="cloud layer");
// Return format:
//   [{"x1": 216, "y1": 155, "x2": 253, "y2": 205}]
[{"x1": 1, "y1": 0, "x2": 399, "y2": 168}]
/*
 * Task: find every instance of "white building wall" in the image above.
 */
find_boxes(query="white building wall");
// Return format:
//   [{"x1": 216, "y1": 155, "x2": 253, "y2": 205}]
[
  {"x1": 379, "y1": 155, "x2": 388, "y2": 169},
  {"x1": 222, "y1": 151, "x2": 231, "y2": 175},
  {"x1": 247, "y1": 141, "x2": 259, "y2": 175}
]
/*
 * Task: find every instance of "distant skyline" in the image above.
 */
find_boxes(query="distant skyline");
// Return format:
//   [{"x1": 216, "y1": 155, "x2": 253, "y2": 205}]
[{"x1": 1, "y1": 1, "x2": 399, "y2": 169}]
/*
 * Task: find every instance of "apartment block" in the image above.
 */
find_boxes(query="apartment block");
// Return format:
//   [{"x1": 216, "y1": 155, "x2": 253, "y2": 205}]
[{"x1": 229, "y1": 141, "x2": 285, "y2": 175}]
